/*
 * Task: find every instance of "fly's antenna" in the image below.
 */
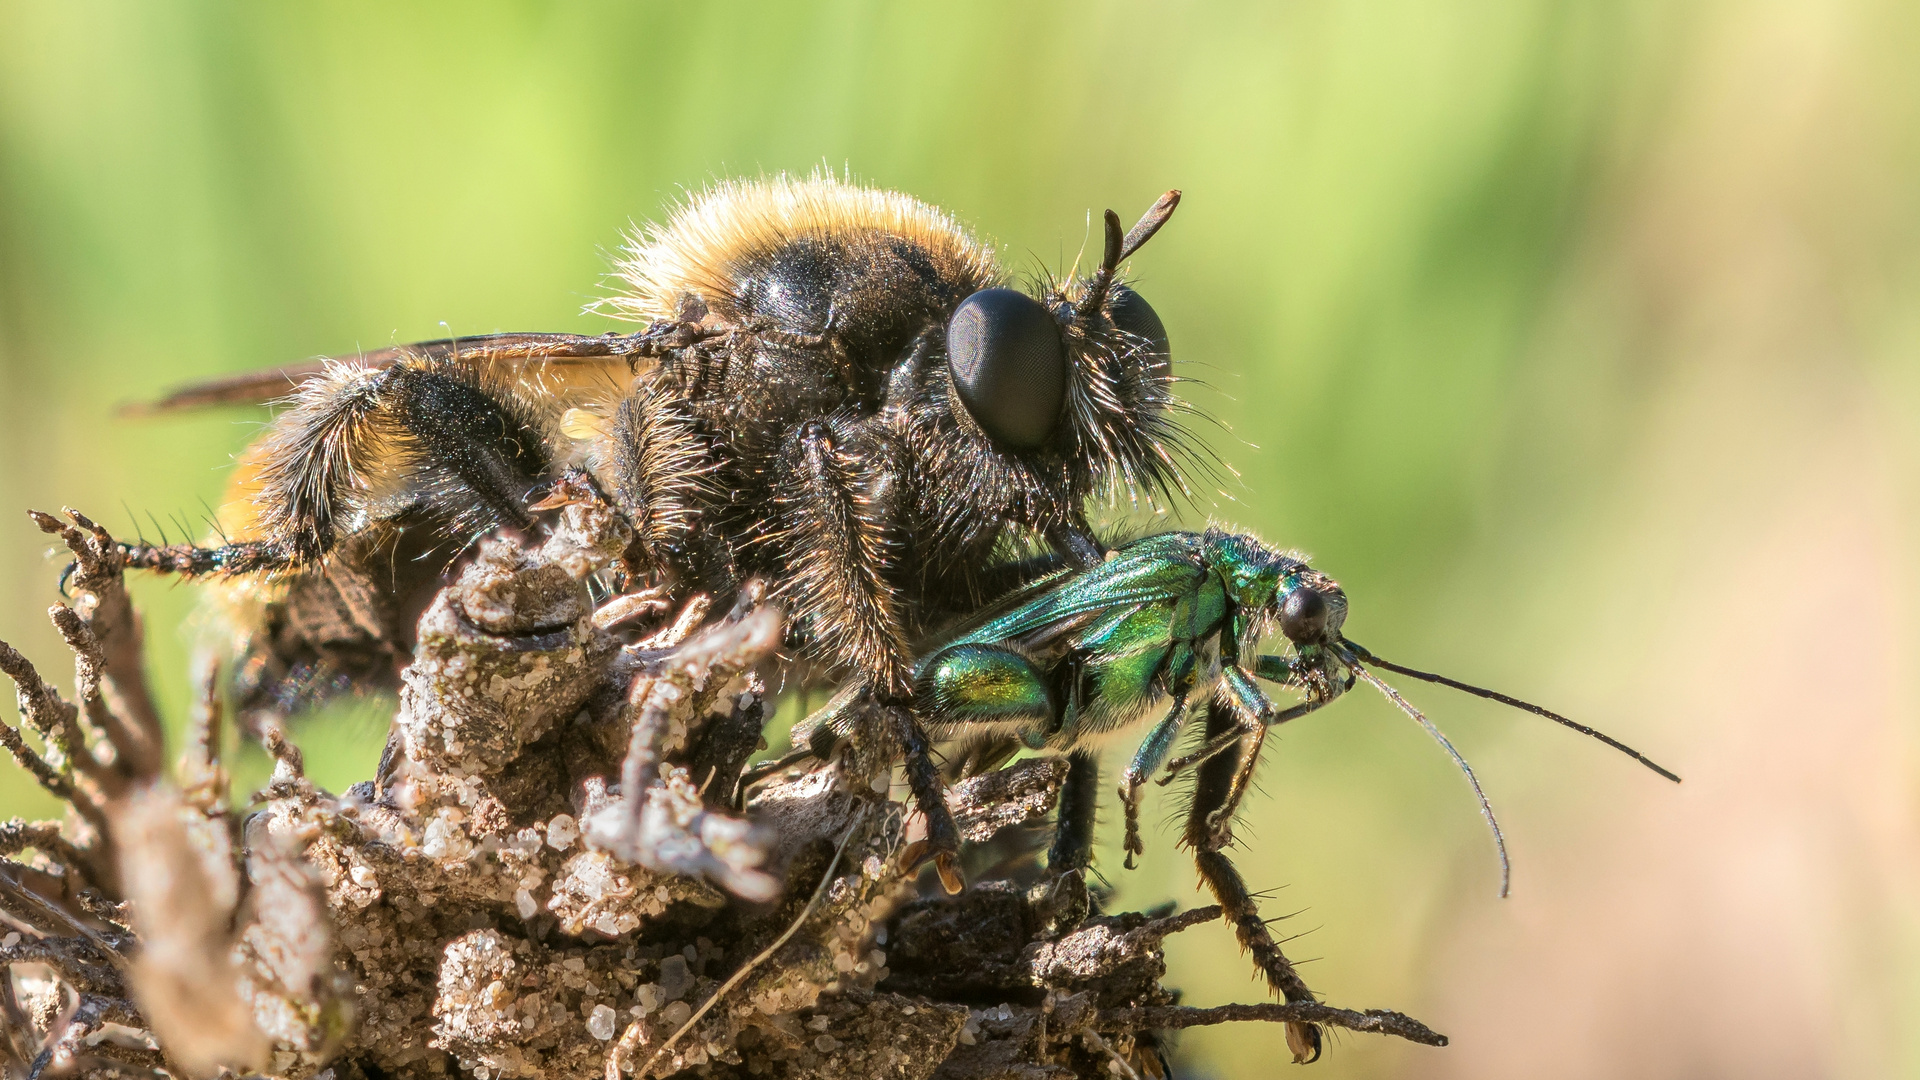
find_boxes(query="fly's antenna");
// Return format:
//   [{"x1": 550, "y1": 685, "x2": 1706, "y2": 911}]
[
  {"x1": 1077, "y1": 190, "x2": 1181, "y2": 318},
  {"x1": 1342, "y1": 640, "x2": 1680, "y2": 783},
  {"x1": 1343, "y1": 656, "x2": 1511, "y2": 898},
  {"x1": 1075, "y1": 209, "x2": 1126, "y2": 319}
]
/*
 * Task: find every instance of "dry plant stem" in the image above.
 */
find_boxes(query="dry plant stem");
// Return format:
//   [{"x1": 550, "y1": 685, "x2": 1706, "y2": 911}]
[
  {"x1": 33, "y1": 508, "x2": 165, "y2": 778},
  {"x1": 0, "y1": 643, "x2": 96, "y2": 817},
  {"x1": 0, "y1": 981, "x2": 33, "y2": 1078},
  {"x1": 0, "y1": 635, "x2": 100, "y2": 793},
  {"x1": 47, "y1": 606, "x2": 129, "y2": 783},
  {"x1": 1077, "y1": 1030, "x2": 1141, "y2": 1080},
  {"x1": 0, "y1": 821, "x2": 88, "y2": 872},
  {"x1": 0, "y1": 862, "x2": 127, "y2": 973},
  {"x1": 0, "y1": 690, "x2": 85, "y2": 812},
  {"x1": 179, "y1": 659, "x2": 230, "y2": 810}
]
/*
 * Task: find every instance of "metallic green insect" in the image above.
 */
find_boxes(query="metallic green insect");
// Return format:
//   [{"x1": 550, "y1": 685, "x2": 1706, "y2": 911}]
[{"x1": 901, "y1": 527, "x2": 1679, "y2": 1062}]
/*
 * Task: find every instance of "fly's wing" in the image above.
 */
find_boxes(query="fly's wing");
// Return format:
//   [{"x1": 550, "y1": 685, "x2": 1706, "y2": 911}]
[
  {"x1": 956, "y1": 533, "x2": 1211, "y2": 649},
  {"x1": 923, "y1": 563, "x2": 1077, "y2": 644},
  {"x1": 132, "y1": 331, "x2": 658, "y2": 413}
]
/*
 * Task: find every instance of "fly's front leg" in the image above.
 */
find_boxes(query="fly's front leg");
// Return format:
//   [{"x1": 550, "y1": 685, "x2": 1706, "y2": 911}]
[
  {"x1": 888, "y1": 704, "x2": 966, "y2": 893},
  {"x1": 1045, "y1": 515, "x2": 1106, "y2": 570},
  {"x1": 775, "y1": 420, "x2": 912, "y2": 695},
  {"x1": 1184, "y1": 697, "x2": 1322, "y2": 1063},
  {"x1": 778, "y1": 420, "x2": 971, "y2": 887},
  {"x1": 918, "y1": 643, "x2": 1096, "y2": 876}
]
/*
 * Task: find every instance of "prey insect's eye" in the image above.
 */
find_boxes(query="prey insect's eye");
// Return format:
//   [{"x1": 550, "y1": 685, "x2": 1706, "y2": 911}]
[
  {"x1": 947, "y1": 287, "x2": 1067, "y2": 450},
  {"x1": 1281, "y1": 588, "x2": 1330, "y2": 644},
  {"x1": 1106, "y1": 283, "x2": 1170, "y2": 379}
]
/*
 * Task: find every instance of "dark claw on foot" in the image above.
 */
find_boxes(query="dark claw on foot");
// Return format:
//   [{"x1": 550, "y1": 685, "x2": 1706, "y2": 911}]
[
  {"x1": 934, "y1": 850, "x2": 965, "y2": 895},
  {"x1": 898, "y1": 839, "x2": 966, "y2": 895},
  {"x1": 1286, "y1": 1021, "x2": 1323, "y2": 1064}
]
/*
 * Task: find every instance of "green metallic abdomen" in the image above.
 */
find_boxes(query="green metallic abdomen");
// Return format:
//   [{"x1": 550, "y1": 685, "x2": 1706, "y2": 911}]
[{"x1": 916, "y1": 643, "x2": 1055, "y2": 735}]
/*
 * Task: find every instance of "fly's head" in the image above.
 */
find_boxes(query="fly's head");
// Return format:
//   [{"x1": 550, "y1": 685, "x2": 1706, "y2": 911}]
[
  {"x1": 924, "y1": 192, "x2": 1194, "y2": 549},
  {"x1": 1273, "y1": 563, "x2": 1350, "y2": 703}
]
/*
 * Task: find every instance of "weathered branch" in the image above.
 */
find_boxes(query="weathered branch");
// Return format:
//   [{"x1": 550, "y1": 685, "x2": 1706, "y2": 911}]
[
  {"x1": 1096, "y1": 1002, "x2": 1449, "y2": 1046},
  {"x1": 0, "y1": 643, "x2": 96, "y2": 826},
  {"x1": 1, "y1": 499, "x2": 1447, "y2": 1080},
  {"x1": 32, "y1": 509, "x2": 164, "y2": 779}
]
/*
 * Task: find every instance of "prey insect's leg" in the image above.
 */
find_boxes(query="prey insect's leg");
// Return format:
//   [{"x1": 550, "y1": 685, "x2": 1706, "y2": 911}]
[
  {"x1": 1208, "y1": 664, "x2": 1342, "y2": 836},
  {"x1": 1193, "y1": 849, "x2": 1322, "y2": 1063},
  {"x1": 1120, "y1": 694, "x2": 1191, "y2": 869},
  {"x1": 1117, "y1": 650, "x2": 1198, "y2": 867},
  {"x1": 1159, "y1": 664, "x2": 1328, "y2": 783},
  {"x1": 1254, "y1": 652, "x2": 1352, "y2": 702},
  {"x1": 1251, "y1": 653, "x2": 1303, "y2": 686},
  {"x1": 1184, "y1": 698, "x2": 1322, "y2": 1063},
  {"x1": 1048, "y1": 749, "x2": 1100, "y2": 874}
]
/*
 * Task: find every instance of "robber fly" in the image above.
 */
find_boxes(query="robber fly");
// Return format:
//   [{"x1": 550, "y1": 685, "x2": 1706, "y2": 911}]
[
  {"x1": 801, "y1": 528, "x2": 1680, "y2": 1062},
  {"x1": 128, "y1": 173, "x2": 1196, "y2": 886}
]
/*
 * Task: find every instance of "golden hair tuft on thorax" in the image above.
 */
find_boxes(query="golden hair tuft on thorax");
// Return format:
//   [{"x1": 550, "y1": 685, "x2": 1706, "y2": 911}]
[{"x1": 600, "y1": 171, "x2": 1003, "y2": 324}]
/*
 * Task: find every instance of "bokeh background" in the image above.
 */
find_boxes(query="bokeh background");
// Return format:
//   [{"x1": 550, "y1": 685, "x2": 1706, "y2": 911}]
[{"x1": 3, "y1": 2, "x2": 1916, "y2": 1077}]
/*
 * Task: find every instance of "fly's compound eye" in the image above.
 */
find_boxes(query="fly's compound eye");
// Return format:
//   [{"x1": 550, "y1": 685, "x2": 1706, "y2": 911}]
[
  {"x1": 1105, "y1": 282, "x2": 1170, "y2": 380},
  {"x1": 1280, "y1": 587, "x2": 1330, "y2": 645},
  {"x1": 947, "y1": 287, "x2": 1067, "y2": 450}
]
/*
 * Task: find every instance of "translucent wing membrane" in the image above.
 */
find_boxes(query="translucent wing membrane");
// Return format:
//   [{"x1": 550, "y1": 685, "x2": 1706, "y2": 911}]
[{"x1": 132, "y1": 331, "x2": 656, "y2": 413}]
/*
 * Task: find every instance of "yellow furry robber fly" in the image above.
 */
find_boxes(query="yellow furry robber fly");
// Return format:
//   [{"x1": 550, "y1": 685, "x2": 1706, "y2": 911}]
[{"x1": 131, "y1": 173, "x2": 1196, "y2": 884}]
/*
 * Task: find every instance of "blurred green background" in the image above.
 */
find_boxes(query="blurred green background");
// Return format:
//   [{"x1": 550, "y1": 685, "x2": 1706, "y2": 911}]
[{"x1": 3, "y1": 2, "x2": 1916, "y2": 1076}]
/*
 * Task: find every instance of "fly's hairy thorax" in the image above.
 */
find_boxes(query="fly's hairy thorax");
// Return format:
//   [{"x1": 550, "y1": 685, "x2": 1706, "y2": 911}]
[
  {"x1": 641, "y1": 227, "x2": 998, "y2": 435},
  {"x1": 604, "y1": 177, "x2": 1011, "y2": 632}
]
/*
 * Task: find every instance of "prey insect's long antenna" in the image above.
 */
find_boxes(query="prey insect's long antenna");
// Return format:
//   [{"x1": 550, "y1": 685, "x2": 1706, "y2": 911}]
[
  {"x1": 1342, "y1": 641, "x2": 1680, "y2": 783},
  {"x1": 1345, "y1": 656, "x2": 1511, "y2": 898}
]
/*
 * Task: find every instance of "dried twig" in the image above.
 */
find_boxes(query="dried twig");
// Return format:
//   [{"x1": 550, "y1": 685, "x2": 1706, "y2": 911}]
[
  {"x1": 32, "y1": 508, "x2": 164, "y2": 778},
  {"x1": 1, "y1": 500, "x2": 1448, "y2": 1080},
  {"x1": 1096, "y1": 1002, "x2": 1449, "y2": 1046}
]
